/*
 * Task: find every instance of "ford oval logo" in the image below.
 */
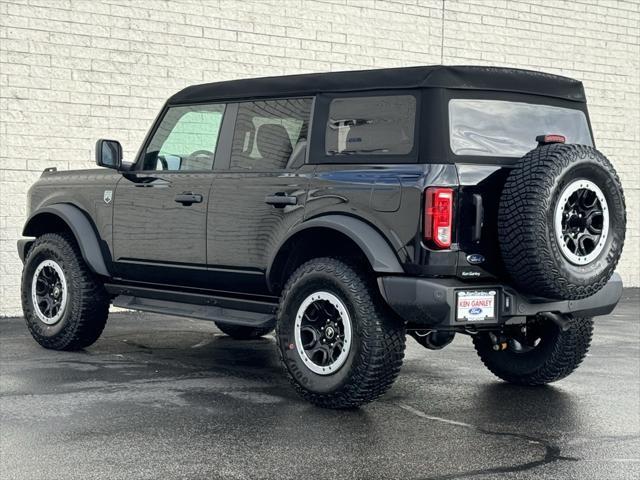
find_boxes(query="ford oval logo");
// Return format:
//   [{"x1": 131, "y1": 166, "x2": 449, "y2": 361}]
[
  {"x1": 467, "y1": 254, "x2": 485, "y2": 265},
  {"x1": 469, "y1": 307, "x2": 483, "y2": 315}
]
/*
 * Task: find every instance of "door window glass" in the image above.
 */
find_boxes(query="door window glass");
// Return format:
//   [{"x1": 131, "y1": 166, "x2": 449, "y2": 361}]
[
  {"x1": 230, "y1": 98, "x2": 312, "y2": 170},
  {"x1": 143, "y1": 104, "x2": 225, "y2": 171},
  {"x1": 325, "y1": 95, "x2": 416, "y2": 156}
]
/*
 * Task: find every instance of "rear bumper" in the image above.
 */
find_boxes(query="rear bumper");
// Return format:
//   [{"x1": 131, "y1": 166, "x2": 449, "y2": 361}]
[{"x1": 378, "y1": 273, "x2": 623, "y2": 328}]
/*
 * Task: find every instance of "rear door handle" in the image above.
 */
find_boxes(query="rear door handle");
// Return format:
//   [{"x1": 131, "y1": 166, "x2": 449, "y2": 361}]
[
  {"x1": 265, "y1": 193, "x2": 297, "y2": 208},
  {"x1": 175, "y1": 192, "x2": 203, "y2": 206}
]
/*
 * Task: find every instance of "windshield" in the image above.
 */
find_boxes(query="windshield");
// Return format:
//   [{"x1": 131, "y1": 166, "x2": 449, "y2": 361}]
[{"x1": 449, "y1": 99, "x2": 593, "y2": 157}]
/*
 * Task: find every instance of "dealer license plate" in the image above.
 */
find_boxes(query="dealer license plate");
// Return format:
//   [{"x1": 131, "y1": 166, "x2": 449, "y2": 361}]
[{"x1": 456, "y1": 290, "x2": 497, "y2": 322}]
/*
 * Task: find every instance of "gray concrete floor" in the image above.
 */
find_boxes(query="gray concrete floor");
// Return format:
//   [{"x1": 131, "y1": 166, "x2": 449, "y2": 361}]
[{"x1": 1, "y1": 290, "x2": 638, "y2": 480}]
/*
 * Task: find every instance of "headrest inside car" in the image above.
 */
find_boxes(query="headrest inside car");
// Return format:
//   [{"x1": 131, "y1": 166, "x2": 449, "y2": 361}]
[{"x1": 256, "y1": 124, "x2": 293, "y2": 163}]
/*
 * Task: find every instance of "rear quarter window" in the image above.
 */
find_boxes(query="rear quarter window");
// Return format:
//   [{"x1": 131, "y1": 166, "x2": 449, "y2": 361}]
[
  {"x1": 449, "y1": 99, "x2": 593, "y2": 157},
  {"x1": 325, "y1": 95, "x2": 416, "y2": 156}
]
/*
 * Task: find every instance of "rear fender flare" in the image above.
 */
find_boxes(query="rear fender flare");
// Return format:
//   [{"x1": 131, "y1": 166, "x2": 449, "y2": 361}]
[
  {"x1": 21, "y1": 204, "x2": 110, "y2": 277},
  {"x1": 267, "y1": 214, "x2": 404, "y2": 290}
]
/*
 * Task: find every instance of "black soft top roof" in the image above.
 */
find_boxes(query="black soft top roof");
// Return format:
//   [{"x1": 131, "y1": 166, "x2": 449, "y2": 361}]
[{"x1": 168, "y1": 65, "x2": 586, "y2": 105}]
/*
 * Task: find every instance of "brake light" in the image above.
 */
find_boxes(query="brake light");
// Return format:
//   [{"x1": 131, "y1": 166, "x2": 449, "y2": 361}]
[
  {"x1": 536, "y1": 134, "x2": 566, "y2": 145},
  {"x1": 424, "y1": 187, "x2": 454, "y2": 249}
]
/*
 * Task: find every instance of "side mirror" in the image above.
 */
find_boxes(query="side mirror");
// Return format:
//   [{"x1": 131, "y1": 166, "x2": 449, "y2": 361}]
[{"x1": 95, "y1": 139, "x2": 123, "y2": 170}]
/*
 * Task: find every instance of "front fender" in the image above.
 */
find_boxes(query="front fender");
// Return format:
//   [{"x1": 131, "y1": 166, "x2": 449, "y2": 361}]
[{"x1": 20, "y1": 203, "x2": 111, "y2": 277}]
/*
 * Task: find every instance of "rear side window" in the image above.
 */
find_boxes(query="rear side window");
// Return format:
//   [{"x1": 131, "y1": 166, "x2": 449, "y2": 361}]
[
  {"x1": 325, "y1": 95, "x2": 416, "y2": 156},
  {"x1": 230, "y1": 98, "x2": 312, "y2": 170},
  {"x1": 449, "y1": 99, "x2": 593, "y2": 157}
]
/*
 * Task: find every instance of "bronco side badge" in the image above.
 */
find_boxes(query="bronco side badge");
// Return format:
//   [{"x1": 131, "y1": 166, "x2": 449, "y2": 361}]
[{"x1": 103, "y1": 190, "x2": 113, "y2": 204}]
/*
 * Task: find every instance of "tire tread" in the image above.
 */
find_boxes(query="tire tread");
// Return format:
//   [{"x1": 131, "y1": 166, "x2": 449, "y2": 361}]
[
  {"x1": 276, "y1": 257, "x2": 405, "y2": 409},
  {"x1": 473, "y1": 316, "x2": 594, "y2": 385},
  {"x1": 499, "y1": 144, "x2": 625, "y2": 299},
  {"x1": 22, "y1": 232, "x2": 109, "y2": 351}
]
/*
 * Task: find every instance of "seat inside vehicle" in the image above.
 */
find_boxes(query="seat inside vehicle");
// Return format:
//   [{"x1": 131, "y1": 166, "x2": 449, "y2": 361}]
[{"x1": 256, "y1": 123, "x2": 293, "y2": 170}]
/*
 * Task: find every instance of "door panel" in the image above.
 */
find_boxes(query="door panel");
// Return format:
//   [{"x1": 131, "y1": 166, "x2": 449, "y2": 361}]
[
  {"x1": 206, "y1": 171, "x2": 310, "y2": 293},
  {"x1": 205, "y1": 97, "x2": 314, "y2": 294},
  {"x1": 112, "y1": 173, "x2": 214, "y2": 284},
  {"x1": 112, "y1": 101, "x2": 227, "y2": 286}
]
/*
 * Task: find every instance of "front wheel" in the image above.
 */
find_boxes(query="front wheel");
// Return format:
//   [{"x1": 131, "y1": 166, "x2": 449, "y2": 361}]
[
  {"x1": 21, "y1": 233, "x2": 110, "y2": 351},
  {"x1": 276, "y1": 258, "x2": 406, "y2": 409},
  {"x1": 473, "y1": 316, "x2": 593, "y2": 385}
]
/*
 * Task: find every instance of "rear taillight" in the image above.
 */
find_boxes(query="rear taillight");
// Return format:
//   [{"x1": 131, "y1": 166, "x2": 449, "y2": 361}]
[{"x1": 424, "y1": 187, "x2": 454, "y2": 249}]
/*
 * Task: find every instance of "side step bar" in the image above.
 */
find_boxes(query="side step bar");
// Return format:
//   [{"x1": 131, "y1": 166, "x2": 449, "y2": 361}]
[{"x1": 106, "y1": 284, "x2": 277, "y2": 328}]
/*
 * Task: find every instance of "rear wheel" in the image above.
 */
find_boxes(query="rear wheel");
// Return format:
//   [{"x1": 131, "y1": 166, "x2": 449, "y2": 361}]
[
  {"x1": 214, "y1": 322, "x2": 274, "y2": 340},
  {"x1": 21, "y1": 233, "x2": 109, "y2": 351},
  {"x1": 473, "y1": 316, "x2": 593, "y2": 385},
  {"x1": 276, "y1": 257, "x2": 405, "y2": 409}
]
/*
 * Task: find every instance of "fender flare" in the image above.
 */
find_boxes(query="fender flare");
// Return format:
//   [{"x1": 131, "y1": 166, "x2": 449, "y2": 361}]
[
  {"x1": 267, "y1": 214, "x2": 404, "y2": 288},
  {"x1": 21, "y1": 204, "x2": 110, "y2": 277}
]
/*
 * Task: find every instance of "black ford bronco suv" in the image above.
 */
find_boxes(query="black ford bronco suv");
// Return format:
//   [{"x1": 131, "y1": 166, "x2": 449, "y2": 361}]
[{"x1": 19, "y1": 66, "x2": 626, "y2": 408}]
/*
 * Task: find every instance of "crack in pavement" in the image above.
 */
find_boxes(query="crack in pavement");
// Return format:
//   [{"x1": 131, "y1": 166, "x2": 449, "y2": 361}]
[{"x1": 397, "y1": 403, "x2": 580, "y2": 480}]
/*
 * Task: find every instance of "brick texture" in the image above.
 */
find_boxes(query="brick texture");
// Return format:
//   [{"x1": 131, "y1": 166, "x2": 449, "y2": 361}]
[{"x1": 0, "y1": 0, "x2": 638, "y2": 316}]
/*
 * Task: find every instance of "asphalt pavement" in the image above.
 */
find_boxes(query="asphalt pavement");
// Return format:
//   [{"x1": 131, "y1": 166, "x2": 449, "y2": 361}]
[{"x1": 1, "y1": 290, "x2": 638, "y2": 480}]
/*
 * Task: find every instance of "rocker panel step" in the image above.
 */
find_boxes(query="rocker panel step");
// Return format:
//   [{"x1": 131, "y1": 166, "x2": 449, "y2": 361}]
[{"x1": 106, "y1": 284, "x2": 277, "y2": 328}]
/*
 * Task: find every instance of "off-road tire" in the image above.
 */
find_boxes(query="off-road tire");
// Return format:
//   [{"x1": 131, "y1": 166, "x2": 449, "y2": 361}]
[
  {"x1": 214, "y1": 322, "x2": 274, "y2": 339},
  {"x1": 21, "y1": 233, "x2": 109, "y2": 351},
  {"x1": 473, "y1": 316, "x2": 593, "y2": 385},
  {"x1": 499, "y1": 144, "x2": 625, "y2": 300},
  {"x1": 276, "y1": 257, "x2": 406, "y2": 409}
]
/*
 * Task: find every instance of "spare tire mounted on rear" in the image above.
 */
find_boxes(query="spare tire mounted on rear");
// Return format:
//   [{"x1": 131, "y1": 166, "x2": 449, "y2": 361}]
[{"x1": 498, "y1": 143, "x2": 625, "y2": 300}]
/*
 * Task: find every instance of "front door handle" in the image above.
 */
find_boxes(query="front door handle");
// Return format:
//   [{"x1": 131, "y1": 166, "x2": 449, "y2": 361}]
[
  {"x1": 265, "y1": 193, "x2": 297, "y2": 208},
  {"x1": 175, "y1": 192, "x2": 203, "y2": 206}
]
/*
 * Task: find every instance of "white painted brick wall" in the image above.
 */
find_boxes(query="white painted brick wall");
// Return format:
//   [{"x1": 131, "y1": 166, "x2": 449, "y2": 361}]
[{"x1": 0, "y1": 0, "x2": 638, "y2": 316}]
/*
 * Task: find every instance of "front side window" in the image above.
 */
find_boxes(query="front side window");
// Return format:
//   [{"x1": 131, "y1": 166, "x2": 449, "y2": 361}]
[
  {"x1": 143, "y1": 104, "x2": 225, "y2": 171},
  {"x1": 325, "y1": 95, "x2": 416, "y2": 156},
  {"x1": 230, "y1": 98, "x2": 312, "y2": 170},
  {"x1": 449, "y1": 99, "x2": 593, "y2": 157}
]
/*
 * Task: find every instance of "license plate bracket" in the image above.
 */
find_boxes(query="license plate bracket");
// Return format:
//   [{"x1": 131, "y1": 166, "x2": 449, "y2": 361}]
[{"x1": 456, "y1": 290, "x2": 497, "y2": 322}]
